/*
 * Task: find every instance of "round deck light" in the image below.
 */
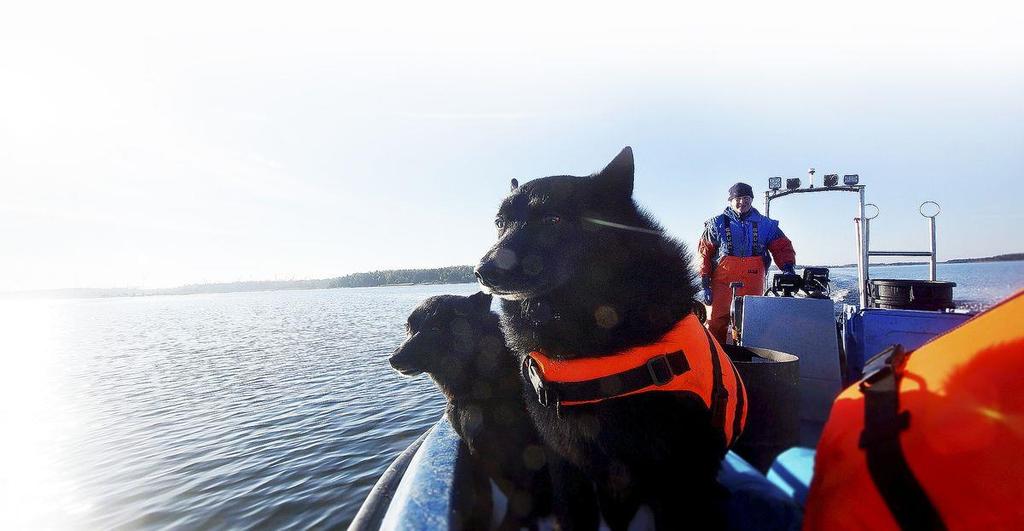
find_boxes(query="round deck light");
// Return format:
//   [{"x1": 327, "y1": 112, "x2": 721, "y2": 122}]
[
  {"x1": 786, "y1": 178, "x2": 801, "y2": 190},
  {"x1": 824, "y1": 174, "x2": 839, "y2": 187}
]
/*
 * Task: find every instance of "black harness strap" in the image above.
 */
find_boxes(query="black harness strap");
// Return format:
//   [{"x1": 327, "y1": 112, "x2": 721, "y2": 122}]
[
  {"x1": 723, "y1": 218, "x2": 733, "y2": 255},
  {"x1": 859, "y1": 345, "x2": 945, "y2": 530},
  {"x1": 751, "y1": 221, "x2": 759, "y2": 255},
  {"x1": 722, "y1": 216, "x2": 759, "y2": 257},
  {"x1": 701, "y1": 328, "x2": 730, "y2": 436},
  {"x1": 523, "y1": 351, "x2": 690, "y2": 407},
  {"x1": 728, "y1": 359, "x2": 746, "y2": 447}
]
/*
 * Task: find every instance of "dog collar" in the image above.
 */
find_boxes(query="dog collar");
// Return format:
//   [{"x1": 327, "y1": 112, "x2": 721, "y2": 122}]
[{"x1": 523, "y1": 313, "x2": 747, "y2": 445}]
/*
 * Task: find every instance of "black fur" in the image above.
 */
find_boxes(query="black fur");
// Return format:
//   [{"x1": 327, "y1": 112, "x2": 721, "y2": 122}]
[
  {"x1": 476, "y1": 148, "x2": 727, "y2": 530},
  {"x1": 389, "y1": 292, "x2": 552, "y2": 529}
]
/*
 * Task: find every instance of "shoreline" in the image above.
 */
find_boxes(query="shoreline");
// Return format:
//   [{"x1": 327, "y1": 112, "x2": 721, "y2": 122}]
[{"x1": 5, "y1": 257, "x2": 1022, "y2": 301}]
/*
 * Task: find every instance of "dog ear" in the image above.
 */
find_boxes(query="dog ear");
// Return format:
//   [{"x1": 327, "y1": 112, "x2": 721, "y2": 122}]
[
  {"x1": 510, "y1": 178, "x2": 519, "y2": 191},
  {"x1": 469, "y1": 291, "x2": 492, "y2": 313},
  {"x1": 594, "y1": 146, "x2": 634, "y2": 199}
]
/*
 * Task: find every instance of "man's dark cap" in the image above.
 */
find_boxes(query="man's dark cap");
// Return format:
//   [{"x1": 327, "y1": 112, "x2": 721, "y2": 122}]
[{"x1": 728, "y1": 182, "x2": 754, "y2": 200}]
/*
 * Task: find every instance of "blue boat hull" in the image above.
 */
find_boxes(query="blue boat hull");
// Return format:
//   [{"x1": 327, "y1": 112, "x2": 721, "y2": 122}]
[{"x1": 355, "y1": 416, "x2": 803, "y2": 530}]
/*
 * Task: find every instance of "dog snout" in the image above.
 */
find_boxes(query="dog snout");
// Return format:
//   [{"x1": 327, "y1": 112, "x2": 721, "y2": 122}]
[
  {"x1": 389, "y1": 345, "x2": 422, "y2": 375},
  {"x1": 388, "y1": 346, "x2": 407, "y2": 369},
  {"x1": 476, "y1": 248, "x2": 519, "y2": 285},
  {"x1": 389, "y1": 336, "x2": 419, "y2": 370},
  {"x1": 474, "y1": 260, "x2": 499, "y2": 288}
]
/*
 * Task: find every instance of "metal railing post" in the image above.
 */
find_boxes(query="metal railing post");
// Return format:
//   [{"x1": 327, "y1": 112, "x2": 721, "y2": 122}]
[
  {"x1": 858, "y1": 187, "x2": 869, "y2": 308},
  {"x1": 920, "y1": 201, "x2": 940, "y2": 281},
  {"x1": 855, "y1": 217, "x2": 865, "y2": 307},
  {"x1": 929, "y1": 216, "x2": 937, "y2": 281}
]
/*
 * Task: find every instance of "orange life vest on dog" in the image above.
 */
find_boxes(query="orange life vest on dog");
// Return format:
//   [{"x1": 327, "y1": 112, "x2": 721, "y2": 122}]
[
  {"x1": 803, "y1": 289, "x2": 1024, "y2": 530},
  {"x1": 523, "y1": 314, "x2": 748, "y2": 447}
]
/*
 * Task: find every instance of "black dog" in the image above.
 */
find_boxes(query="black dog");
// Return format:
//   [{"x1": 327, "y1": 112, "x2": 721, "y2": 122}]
[
  {"x1": 476, "y1": 148, "x2": 738, "y2": 530},
  {"x1": 389, "y1": 291, "x2": 551, "y2": 529}
]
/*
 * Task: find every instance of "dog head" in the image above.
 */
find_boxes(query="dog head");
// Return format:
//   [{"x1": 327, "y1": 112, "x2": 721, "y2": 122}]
[
  {"x1": 475, "y1": 147, "x2": 654, "y2": 300},
  {"x1": 389, "y1": 292, "x2": 504, "y2": 382}
]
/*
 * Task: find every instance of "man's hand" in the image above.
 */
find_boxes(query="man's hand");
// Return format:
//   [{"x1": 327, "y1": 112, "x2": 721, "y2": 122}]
[
  {"x1": 701, "y1": 277, "x2": 713, "y2": 305},
  {"x1": 782, "y1": 264, "x2": 796, "y2": 276}
]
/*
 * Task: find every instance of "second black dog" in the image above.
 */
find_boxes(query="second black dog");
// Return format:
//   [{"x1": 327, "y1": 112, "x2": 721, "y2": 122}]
[{"x1": 390, "y1": 291, "x2": 551, "y2": 529}]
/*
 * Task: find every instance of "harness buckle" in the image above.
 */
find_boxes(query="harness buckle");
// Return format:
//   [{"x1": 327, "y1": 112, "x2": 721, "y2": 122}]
[
  {"x1": 646, "y1": 355, "x2": 673, "y2": 386},
  {"x1": 523, "y1": 356, "x2": 559, "y2": 408},
  {"x1": 860, "y1": 365, "x2": 894, "y2": 391}
]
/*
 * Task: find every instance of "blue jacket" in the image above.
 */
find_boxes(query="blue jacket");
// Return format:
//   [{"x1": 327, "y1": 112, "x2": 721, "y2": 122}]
[{"x1": 698, "y1": 207, "x2": 796, "y2": 277}]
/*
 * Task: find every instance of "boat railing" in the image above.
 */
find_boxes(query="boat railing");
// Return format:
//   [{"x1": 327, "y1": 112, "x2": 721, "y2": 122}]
[
  {"x1": 764, "y1": 169, "x2": 942, "y2": 308},
  {"x1": 764, "y1": 169, "x2": 869, "y2": 307},
  {"x1": 863, "y1": 200, "x2": 941, "y2": 281}
]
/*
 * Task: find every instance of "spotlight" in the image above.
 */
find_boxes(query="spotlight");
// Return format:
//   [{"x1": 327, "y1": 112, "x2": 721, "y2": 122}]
[
  {"x1": 768, "y1": 177, "x2": 782, "y2": 191},
  {"x1": 824, "y1": 174, "x2": 839, "y2": 187},
  {"x1": 843, "y1": 174, "x2": 860, "y2": 186},
  {"x1": 786, "y1": 178, "x2": 801, "y2": 190}
]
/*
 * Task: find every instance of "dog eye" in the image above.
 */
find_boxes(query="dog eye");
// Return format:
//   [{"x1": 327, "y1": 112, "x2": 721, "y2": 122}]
[
  {"x1": 542, "y1": 215, "x2": 561, "y2": 225},
  {"x1": 495, "y1": 218, "x2": 506, "y2": 229}
]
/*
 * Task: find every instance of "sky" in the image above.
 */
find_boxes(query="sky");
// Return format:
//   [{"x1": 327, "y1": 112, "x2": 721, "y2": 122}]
[{"x1": 1, "y1": 0, "x2": 1022, "y2": 291}]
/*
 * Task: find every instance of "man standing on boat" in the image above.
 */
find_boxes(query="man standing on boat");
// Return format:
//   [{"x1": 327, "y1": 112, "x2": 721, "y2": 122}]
[{"x1": 699, "y1": 182, "x2": 797, "y2": 344}]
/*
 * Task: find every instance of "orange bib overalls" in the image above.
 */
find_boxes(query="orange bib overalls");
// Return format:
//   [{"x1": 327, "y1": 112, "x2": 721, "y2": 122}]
[{"x1": 708, "y1": 255, "x2": 765, "y2": 344}]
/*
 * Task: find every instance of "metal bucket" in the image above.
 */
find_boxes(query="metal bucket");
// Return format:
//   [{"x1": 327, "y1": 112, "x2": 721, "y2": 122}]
[{"x1": 725, "y1": 345, "x2": 800, "y2": 473}]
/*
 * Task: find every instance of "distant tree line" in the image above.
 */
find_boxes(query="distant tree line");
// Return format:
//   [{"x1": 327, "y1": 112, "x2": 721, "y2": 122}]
[
  {"x1": 328, "y1": 265, "x2": 476, "y2": 288},
  {"x1": 946, "y1": 253, "x2": 1024, "y2": 264},
  {"x1": 3, "y1": 266, "x2": 477, "y2": 300},
  {"x1": 803, "y1": 252, "x2": 1024, "y2": 269},
  {"x1": 7, "y1": 254, "x2": 1022, "y2": 301}
]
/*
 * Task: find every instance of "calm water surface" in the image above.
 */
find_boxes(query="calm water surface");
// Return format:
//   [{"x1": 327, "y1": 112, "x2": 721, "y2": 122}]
[
  {"x1": 1, "y1": 262, "x2": 1021, "y2": 529},
  {"x1": 2, "y1": 284, "x2": 476, "y2": 529},
  {"x1": 828, "y1": 261, "x2": 1024, "y2": 309}
]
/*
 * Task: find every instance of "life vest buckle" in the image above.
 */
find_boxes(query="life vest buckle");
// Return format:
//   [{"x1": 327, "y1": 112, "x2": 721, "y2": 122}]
[
  {"x1": 523, "y1": 356, "x2": 559, "y2": 408},
  {"x1": 859, "y1": 364, "x2": 895, "y2": 391},
  {"x1": 646, "y1": 355, "x2": 674, "y2": 386}
]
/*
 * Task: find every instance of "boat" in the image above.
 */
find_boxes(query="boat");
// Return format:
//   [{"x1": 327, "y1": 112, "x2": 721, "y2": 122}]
[{"x1": 352, "y1": 172, "x2": 987, "y2": 530}]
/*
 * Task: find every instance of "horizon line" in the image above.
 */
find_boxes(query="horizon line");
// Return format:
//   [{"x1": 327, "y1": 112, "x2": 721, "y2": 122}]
[{"x1": 4, "y1": 253, "x2": 1022, "y2": 297}]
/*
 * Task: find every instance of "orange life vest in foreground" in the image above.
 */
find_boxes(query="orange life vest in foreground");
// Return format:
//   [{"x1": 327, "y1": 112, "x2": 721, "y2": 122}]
[
  {"x1": 523, "y1": 314, "x2": 748, "y2": 447},
  {"x1": 804, "y1": 289, "x2": 1024, "y2": 530}
]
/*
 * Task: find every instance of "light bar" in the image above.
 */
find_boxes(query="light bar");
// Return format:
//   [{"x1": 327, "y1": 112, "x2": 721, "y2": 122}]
[
  {"x1": 768, "y1": 177, "x2": 782, "y2": 191},
  {"x1": 824, "y1": 174, "x2": 839, "y2": 187},
  {"x1": 843, "y1": 174, "x2": 860, "y2": 185},
  {"x1": 786, "y1": 178, "x2": 801, "y2": 190}
]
